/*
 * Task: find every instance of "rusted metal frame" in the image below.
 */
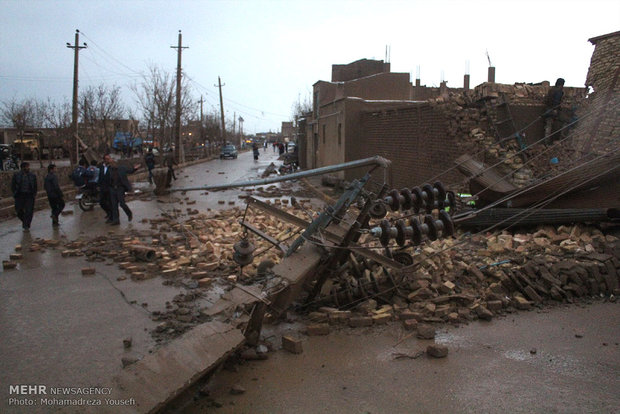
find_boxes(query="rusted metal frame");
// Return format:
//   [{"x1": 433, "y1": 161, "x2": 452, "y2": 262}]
[
  {"x1": 286, "y1": 174, "x2": 370, "y2": 256},
  {"x1": 246, "y1": 196, "x2": 404, "y2": 270},
  {"x1": 240, "y1": 220, "x2": 288, "y2": 254},
  {"x1": 304, "y1": 183, "x2": 390, "y2": 304}
]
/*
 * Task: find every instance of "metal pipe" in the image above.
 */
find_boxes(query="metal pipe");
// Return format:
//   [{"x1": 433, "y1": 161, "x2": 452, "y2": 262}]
[{"x1": 169, "y1": 156, "x2": 391, "y2": 192}]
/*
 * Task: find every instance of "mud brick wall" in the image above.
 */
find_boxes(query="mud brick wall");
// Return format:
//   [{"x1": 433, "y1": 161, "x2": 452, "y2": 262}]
[
  {"x1": 571, "y1": 32, "x2": 620, "y2": 157},
  {"x1": 351, "y1": 104, "x2": 462, "y2": 189}
]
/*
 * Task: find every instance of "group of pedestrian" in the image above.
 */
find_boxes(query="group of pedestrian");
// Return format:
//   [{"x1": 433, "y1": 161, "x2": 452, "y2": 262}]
[{"x1": 11, "y1": 152, "x2": 140, "y2": 231}]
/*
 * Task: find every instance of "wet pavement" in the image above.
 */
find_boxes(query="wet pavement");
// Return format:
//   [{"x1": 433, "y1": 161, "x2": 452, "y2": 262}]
[
  {"x1": 0, "y1": 148, "x2": 284, "y2": 413},
  {"x1": 180, "y1": 302, "x2": 619, "y2": 414}
]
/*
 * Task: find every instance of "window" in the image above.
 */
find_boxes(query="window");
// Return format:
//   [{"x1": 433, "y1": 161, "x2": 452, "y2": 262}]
[
  {"x1": 338, "y1": 123, "x2": 342, "y2": 146},
  {"x1": 322, "y1": 124, "x2": 326, "y2": 144}
]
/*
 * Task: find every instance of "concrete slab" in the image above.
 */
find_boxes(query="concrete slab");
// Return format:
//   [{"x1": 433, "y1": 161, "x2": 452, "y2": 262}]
[{"x1": 104, "y1": 321, "x2": 244, "y2": 414}]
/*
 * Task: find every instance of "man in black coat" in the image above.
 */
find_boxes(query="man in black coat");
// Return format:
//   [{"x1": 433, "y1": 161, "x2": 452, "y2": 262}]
[
  {"x1": 44, "y1": 164, "x2": 65, "y2": 226},
  {"x1": 108, "y1": 159, "x2": 140, "y2": 225},
  {"x1": 11, "y1": 162, "x2": 37, "y2": 231},
  {"x1": 98, "y1": 153, "x2": 113, "y2": 222}
]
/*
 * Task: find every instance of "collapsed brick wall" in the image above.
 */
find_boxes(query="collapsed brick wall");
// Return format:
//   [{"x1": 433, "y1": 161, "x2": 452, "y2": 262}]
[
  {"x1": 425, "y1": 83, "x2": 585, "y2": 188},
  {"x1": 571, "y1": 32, "x2": 620, "y2": 157}
]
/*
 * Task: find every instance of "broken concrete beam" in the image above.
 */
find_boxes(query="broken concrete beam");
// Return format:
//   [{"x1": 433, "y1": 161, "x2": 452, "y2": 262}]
[
  {"x1": 282, "y1": 336, "x2": 303, "y2": 354},
  {"x1": 111, "y1": 322, "x2": 244, "y2": 414},
  {"x1": 9, "y1": 253, "x2": 23, "y2": 260}
]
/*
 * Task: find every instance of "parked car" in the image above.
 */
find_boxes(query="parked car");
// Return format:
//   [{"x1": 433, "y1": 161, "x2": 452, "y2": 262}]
[{"x1": 220, "y1": 144, "x2": 238, "y2": 159}]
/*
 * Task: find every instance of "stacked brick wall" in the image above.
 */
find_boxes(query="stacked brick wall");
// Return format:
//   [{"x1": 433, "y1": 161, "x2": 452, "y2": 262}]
[
  {"x1": 353, "y1": 104, "x2": 462, "y2": 190},
  {"x1": 571, "y1": 32, "x2": 620, "y2": 157}
]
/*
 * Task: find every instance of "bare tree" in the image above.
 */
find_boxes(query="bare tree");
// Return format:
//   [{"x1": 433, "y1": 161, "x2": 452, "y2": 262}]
[
  {"x1": 40, "y1": 98, "x2": 72, "y2": 158},
  {"x1": 1, "y1": 97, "x2": 46, "y2": 128},
  {"x1": 132, "y1": 65, "x2": 198, "y2": 150},
  {"x1": 80, "y1": 84, "x2": 125, "y2": 149},
  {"x1": 132, "y1": 65, "x2": 175, "y2": 149}
]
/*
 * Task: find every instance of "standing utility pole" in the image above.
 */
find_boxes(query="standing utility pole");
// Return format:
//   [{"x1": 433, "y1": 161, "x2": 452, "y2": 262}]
[
  {"x1": 238, "y1": 116, "x2": 244, "y2": 147},
  {"x1": 216, "y1": 76, "x2": 226, "y2": 144},
  {"x1": 199, "y1": 95, "x2": 206, "y2": 155},
  {"x1": 66, "y1": 29, "x2": 87, "y2": 164},
  {"x1": 171, "y1": 30, "x2": 188, "y2": 163}
]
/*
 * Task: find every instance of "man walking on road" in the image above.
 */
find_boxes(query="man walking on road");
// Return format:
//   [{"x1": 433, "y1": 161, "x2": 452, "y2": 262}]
[
  {"x1": 144, "y1": 148, "x2": 156, "y2": 184},
  {"x1": 44, "y1": 164, "x2": 65, "y2": 227},
  {"x1": 11, "y1": 161, "x2": 37, "y2": 231},
  {"x1": 108, "y1": 159, "x2": 140, "y2": 225},
  {"x1": 98, "y1": 154, "x2": 113, "y2": 222}
]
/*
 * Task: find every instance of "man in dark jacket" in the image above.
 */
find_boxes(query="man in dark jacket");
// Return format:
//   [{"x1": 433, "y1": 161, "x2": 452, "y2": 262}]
[
  {"x1": 144, "y1": 148, "x2": 156, "y2": 184},
  {"x1": 108, "y1": 159, "x2": 140, "y2": 225},
  {"x1": 544, "y1": 77, "x2": 565, "y2": 143},
  {"x1": 44, "y1": 164, "x2": 65, "y2": 226},
  {"x1": 98, "y1": 153, "x2": 113, "y2": 222},
  {"x1": 11, "y1": 162, "x2": 37, "y2": 231}
]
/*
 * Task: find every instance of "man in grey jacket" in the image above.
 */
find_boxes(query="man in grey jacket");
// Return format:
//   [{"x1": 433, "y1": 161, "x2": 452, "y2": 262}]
[{"x1": 44, "y1": 164, "x2": 65, "y2": 226}]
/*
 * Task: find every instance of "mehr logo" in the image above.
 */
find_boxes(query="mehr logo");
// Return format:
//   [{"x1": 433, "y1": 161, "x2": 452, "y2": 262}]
[{"x1": 9, "y1": 385, "x2": 47, "y2": 394}]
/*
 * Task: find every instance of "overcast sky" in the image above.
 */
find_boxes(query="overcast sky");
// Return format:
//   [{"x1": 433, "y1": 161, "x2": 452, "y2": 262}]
[{"x1": 1, "y1": 0, "x2": 618, "y2": 134}]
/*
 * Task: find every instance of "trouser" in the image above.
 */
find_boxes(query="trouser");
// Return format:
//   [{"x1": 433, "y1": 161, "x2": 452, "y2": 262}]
[
  {"x1": 100, "y1": 189, "x2": 112, "y2": 218},
  {"x1": 110, "y1": 187, "x2": 131, "y2": 222},
  {"x1": 15, "y1": 193, "x2": 35, "y2": 228},
  {"x1": 147, "y1": 167, "x2": 154, "y2": 184},
  {"x1": 48, "y1": 196, "x2": 65, "y2": 220}
]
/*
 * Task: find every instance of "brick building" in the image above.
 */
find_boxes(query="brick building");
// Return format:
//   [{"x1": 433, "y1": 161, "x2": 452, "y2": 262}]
[
  {"x1": 301, "y1": 55, "x2": 588, "y2": 189},
  {"x1": 570, "y1": 30, "x2": 620, "y2": 157}
]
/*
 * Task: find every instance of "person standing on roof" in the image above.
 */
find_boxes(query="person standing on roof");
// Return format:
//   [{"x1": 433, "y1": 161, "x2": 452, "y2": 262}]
[{"x1": 543, "y1": 78, "x2": 565, "y2": 143}]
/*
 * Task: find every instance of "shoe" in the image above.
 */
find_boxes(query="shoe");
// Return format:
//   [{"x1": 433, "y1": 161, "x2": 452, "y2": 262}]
[
  {"x1": 105, "y1": 219, "x2": 113, "y2": 224},
  {"x1": 110, "y1": 221, "x2": 120, "y2": 225},
  {"x1": 23, "y1": 226, "x2": 30, "y2": 231},
  {"x1": 127, "y1": 211, "x2": 133, "y2": 222}
]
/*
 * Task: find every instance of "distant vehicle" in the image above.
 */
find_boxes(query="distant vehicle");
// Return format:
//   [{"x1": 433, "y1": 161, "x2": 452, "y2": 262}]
[
  {"x1": 220, "y1": 144, "x2": 238, "y2": 159},
  {"x1": 112, "y1": 132, "x2": 142, "y2": 154},
  {"x1": 1, "y1": 144, "x2": 19, "y2": 171}
]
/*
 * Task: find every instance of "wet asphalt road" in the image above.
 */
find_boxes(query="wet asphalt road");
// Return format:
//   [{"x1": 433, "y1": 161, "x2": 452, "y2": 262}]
[
  {"x1": 0, "y1": 148, "x2": 281, "y2": 413},
  {"x1": 181, "y1": 302, "x2": 619, "y2": 414}
]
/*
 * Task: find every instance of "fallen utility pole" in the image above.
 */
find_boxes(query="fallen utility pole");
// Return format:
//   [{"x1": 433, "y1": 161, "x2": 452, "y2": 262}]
[{"x1": 169, "y1": 155, "x2": 392, "y2": 192}]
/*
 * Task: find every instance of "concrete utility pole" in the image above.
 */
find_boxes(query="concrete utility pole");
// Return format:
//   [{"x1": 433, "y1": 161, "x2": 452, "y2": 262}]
[
  {"x1": 171, "y1": 30, "x2": 188, "y2": 163},
  {"x1": 238, "y1": 116, "x2": 244, "y2": 147},
  {"x1": 66, "y1": 29, "x2": 87, "y2": 164},
  {"x1": 216, "y1": 76, "x2": 226, "y2": 144}
]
